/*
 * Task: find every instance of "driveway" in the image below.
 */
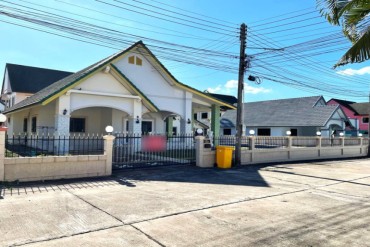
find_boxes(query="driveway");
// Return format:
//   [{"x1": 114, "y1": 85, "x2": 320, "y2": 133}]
[{"x1": 1, "y1": 158, "x2": 370, "y2": 246}]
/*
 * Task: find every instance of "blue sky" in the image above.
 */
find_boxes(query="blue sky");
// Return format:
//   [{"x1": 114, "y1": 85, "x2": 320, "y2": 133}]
[{"x1": 1, "y1": 0, "x2": 370, "y2": 102}]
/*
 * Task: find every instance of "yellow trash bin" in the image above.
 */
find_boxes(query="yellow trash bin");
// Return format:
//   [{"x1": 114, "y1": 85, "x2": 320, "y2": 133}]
[{"x1": 216, "y1": 146, "x2": 234, "y2": 169}]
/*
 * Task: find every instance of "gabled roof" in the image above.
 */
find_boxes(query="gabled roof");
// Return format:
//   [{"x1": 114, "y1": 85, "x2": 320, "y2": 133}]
[
  {"x1": 350, "y1": 102, "x2": 370, "y2": 115},
  {"x1": 221, "y1": 96, "x2": 341, "y2": 127},
  {"x1": 207, "y1": 93, "x2": 237, "y2": 110},
  {"x1": 5, "y1": 41, "x2": 235, "y2": 114},
  {"x1": 328, "y1": 98, "x2": 357, "y2": 113},
  {"x1": 3, "y1": 63, "x2": 73, "y2": 93}
]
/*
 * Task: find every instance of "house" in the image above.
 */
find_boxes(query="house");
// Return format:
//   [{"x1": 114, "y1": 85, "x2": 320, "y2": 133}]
[
  {"x1": 220, "y1": 96, "x2": 352, "y2": 137},
  {"x1": 327, "y1": 98, "x2": 359, "y2": 136},
  {"x1": 193, "y1": 93, "x2": 237, "y2": 135},
  {"x1": 1, "y1": 64, "x2": 73, "y2": 108},
  {"x1": 349, "y1": 102, "x2": 370, "y2": 136},
  {"x1": 2, "y1": 41, "x2": 235, "y2": 139}
]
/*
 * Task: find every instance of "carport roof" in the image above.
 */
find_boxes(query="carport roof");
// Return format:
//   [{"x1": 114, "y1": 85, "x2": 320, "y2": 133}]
[{"x1": 221, "y1": 96, "x2": 341, "y2": 128}]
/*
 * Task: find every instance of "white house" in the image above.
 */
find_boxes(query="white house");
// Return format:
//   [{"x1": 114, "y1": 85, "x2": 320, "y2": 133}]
[
  {"x1": 220, "y1": 96, "x2": 353, "y2": 137},
  {"x1": 2, "y1": 41, "x2": 235, "y2": 137}
]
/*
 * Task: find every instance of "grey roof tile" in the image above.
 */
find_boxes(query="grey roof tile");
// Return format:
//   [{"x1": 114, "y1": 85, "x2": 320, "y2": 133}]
[{"x1": 221, "y1": 96, "x2": 339, "y2": 128}]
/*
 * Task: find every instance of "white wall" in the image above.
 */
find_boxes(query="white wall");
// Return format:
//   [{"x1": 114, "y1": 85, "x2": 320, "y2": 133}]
[{"x1": 114, "y1": 52, "x2": 191, "y2": 119}]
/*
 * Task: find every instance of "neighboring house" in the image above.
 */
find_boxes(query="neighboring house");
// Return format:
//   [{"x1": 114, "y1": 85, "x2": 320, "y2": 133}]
[
  {"x1": 2, "y1": 41, "x2": 235, "y2": 138},
  {"x1": 349, "y1": 102, "x2": 370, "y2": 136},
  {"x1": 193, "y1": 93, "x2": 237, "y2": 135},
  {"x1": 1, "y1": 63, "x2": 73, "y2": 108},
  {"x1": 220, "y1": 96, "x2": 352, "y2": 137},
  {"x1": 327, "y1": 98, "x2": 359, "y2": 136},
  {"x1": 0, "y1": 101, "x2": 4, "y2": 112}
]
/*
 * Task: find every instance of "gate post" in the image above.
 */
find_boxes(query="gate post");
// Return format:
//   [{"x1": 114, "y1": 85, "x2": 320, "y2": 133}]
[
  {"x1": 0, "y1": 127, "x2": 7, "y2": 181},
  {"x1": 103, "y1": 135, "x2": 115, "y2": 176}
]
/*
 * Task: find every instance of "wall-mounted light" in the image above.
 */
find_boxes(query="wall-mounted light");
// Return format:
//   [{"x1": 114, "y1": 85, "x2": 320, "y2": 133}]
[
  {"x1": 63, "y1": 109, "x2": 67, "y2": 115},
  {"x1": 136, "y1": 116, "x2": 140, "y2": 124},
  {"x1": 187, "y1": 118, "x2": 191, "y2": 124}
]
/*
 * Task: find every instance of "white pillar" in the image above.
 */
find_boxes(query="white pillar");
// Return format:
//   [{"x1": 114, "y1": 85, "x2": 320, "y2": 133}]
[
  {"x1": 103, "y1": 135, "x2": 115, "y2": 176},
  {"x1": 181, "y1": 92, "x2": 193, "y2": 134},
  {"x1": 54, "y1": 95, "x2": 70, "y2": 155},
  {"x1": 0, "y1": 127, "x2": 7, "y2": 181}
]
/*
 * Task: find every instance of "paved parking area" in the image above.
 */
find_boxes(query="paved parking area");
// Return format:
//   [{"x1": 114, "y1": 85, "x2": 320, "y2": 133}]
[{"x1": 1, "y1": 158, "x2": 370, "y2": 246}]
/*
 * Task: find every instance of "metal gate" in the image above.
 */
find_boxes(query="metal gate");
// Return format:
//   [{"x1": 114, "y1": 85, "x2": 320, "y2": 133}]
[{"x1": 112, "y1": 133, "x2": 195, "y2": 170}]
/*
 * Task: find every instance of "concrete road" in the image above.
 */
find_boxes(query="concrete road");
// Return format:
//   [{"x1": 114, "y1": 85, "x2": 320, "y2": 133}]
[{"x1": 1, "y1": 158, "x2": 369, "y2": 246}]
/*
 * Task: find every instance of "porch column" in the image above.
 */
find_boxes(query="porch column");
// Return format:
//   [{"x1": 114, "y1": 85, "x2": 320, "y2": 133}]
[
  {"x1": 127, "y1": 99, "x2": 142, "y2": 152},
  {"x1": 54, "y1": 95, "x2": 70, "y2": 155},
  {"x1": 166, "y1": 117, "x2": 173, "y2": 136},
  {"x1": 211, "y1": 104, "x2": 220, "y2": 146},
  {"x1": 180, "y1": 92, "x2": 192, "y2": 134}
]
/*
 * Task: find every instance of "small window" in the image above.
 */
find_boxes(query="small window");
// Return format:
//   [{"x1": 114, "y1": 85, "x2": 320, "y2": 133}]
[
  {"x1": 31, "y1": 117, "x2": 37, "y2": 133},
  {"x1": 290, "y1": 129, "x2": 298, "y2": 136},
  {"x1": 70, "y1": 118, "x2": 85, "y2": 132},
  {"x1": 193, "y1": 113, "x2": 197, "y2": 120},
  {"x1": 172, "y1": 127, "x2": 177, "y2": 136},
  {"x1": 23, "y1": 118, "x2": 28, "y2": 132},
  {"x1": 362, "y1": 117, "x2": 369, "y2": 123},
  {"x1": 201, "y1": 112, "x2": 208, "y2": 119},
  {"x1": 128, "y1": 55, "x2": 143, "y2": 66},
  {"x1": 128, "y1": 56, "x2": 135, "y2": 64},
  {"x1": 136, "y1": 57, "x2": 142, "y2": 66},
  {"x1": 257, "y1": 128, "x2": 271, "y2": 136},
  {"x1": 223, "y1": 129, "x2": 231, "y2": 135}
]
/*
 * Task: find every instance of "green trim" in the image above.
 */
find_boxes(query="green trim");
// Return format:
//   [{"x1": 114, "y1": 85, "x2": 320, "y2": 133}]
[{"x1": 110, "y1": 64, "x2": 160, "y2": 112}]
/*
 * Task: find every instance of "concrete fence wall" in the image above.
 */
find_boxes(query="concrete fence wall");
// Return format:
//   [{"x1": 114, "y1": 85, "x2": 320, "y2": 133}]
[
  {"x1": 0, "y1": 128, "x2": 115, "y2": 182},
  {"x1": 195, "y1": 136, "x2": 368, "y2": 168}
]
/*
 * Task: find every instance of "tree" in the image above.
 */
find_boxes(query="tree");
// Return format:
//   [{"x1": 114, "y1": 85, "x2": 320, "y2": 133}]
[{"x1": 317, "y1": 0, "x2": 370, "y2": 67}]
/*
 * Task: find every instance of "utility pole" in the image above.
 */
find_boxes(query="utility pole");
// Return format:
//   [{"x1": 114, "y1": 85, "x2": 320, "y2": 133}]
[
  {"x1": 235, "y1": 23, "x2": 246, "y2": 166},
  {"x1": 368, "y1": 92, "x2": 370, "y2": 157}
]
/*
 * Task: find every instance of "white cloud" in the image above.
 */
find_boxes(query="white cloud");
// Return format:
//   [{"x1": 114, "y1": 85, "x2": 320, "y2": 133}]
[
  {"x1": 225, "y1": 80, "x2": 238, "y2": 89},
  {"x1": 207, "y1": 79, "x2": 271, "y2": 95},
  {"x1": 206, "y1": 85, "x2": 222, "y2": 93},
  {"x1": 336, "y1": 66, "x2": 370, "y2": 76},
  {"x1": 244, "y1": 83, "x2": 271, "y2": 94}
]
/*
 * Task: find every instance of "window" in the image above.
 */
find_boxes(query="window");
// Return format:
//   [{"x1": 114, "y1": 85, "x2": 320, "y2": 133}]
[
  {"x1": 223, "y1": 129, "x2": 231, "y2": 135},
  {"x1": 362, "y1": 117, "x2": 369, "y2": 123},
  {"x1": 201, "y1": 112, "x2": 208, "y2": 119},
  {"x1": 31, "y1": 117, "x2": 37, "y2": 133},
  {"x1": 193, "y1": 113, "x2": 197, "y2": 120},
  {"x1": 257, "y1": 128, "x2": 271, "y2": 136},
  {"x1": 70, "y1": 118, "x2": 85, "y2": 132},
  {"x1": 172, "y1": 127, "x2": 177, "y2": 136},
  {"x1": 290, "y1": 129, "x2": 298, "y2": 136},
  {"x1": 142, "y1": 121, "x2": 153, "y2": 134},
  {"x1": 128, "y1": 55, "x2": 143, "y2": 66},
  {"x1": 23, "y1": 118, "x2": 28, "y2": 132}
]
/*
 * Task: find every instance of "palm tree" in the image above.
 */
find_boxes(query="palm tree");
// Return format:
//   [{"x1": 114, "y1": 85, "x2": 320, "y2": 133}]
[{"x1": 317, "y1": 0, "x2": 370, "y2": 67}]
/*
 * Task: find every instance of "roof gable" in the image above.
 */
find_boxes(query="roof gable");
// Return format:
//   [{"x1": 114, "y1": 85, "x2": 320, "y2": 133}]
[
  {"x1": 4, "y1": 64, "x2": 72, "y2": 94},
  {"x1": 4, "y1": 41, "x2": 235, "y2": 114}
]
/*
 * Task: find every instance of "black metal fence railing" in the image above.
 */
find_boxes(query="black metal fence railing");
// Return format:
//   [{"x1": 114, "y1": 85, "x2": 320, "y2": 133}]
[
  {"x1": 5, "y1": 134, "x2": 104, "y2": 157},
  {"x1": 321, "y1": 138, "x2": 342, "y2": 147},
  {"x1": 112, "y1": 133, "x2": 195, "y2": 169}
]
